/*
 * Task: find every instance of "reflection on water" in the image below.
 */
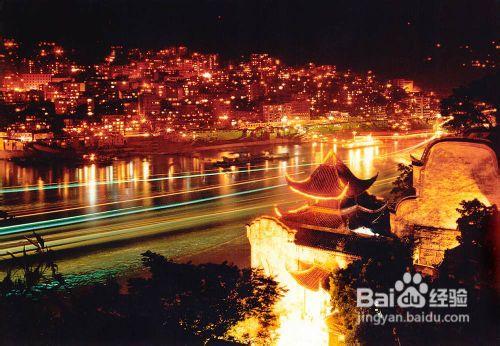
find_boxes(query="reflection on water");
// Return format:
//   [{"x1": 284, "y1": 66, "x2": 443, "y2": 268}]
[
  {"x1": 85, "y1": 165, "x2": 97, "y2": 206},
  {"x1": 0, "y1": 139, "x2": 430, "y2": 220},
  {"x1": 0, "y1": 137, "x2": 430, "y2": 283}
]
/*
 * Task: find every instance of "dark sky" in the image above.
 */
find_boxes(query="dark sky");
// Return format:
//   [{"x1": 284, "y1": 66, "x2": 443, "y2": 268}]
[{"x1": 1, "y1": 0, "x2": 498, "y2": 90}]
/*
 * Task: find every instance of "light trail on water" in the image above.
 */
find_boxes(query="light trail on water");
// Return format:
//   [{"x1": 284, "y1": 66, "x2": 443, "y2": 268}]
[
  {"x1": 10, "y1": 164, "x2": 397, "y2": 218},
  {"x1": 377, "y1": 134, "x2": 438, "y2": 158},
  {"x1": 14, "y1": 172, "x2": 301, "y2": 218},
  {"x1": 0, "y1": 136, "x2": 434, "y2": 194},
  {"x1": 0, "y1": 183, "x2": 288, "y2": 236},
  {"x1": 0, "y1": 162, "x2": 317, "y2": 194},
  {"x1": 0, "y1": 162, "x2": 257, "y2": 191},
  {"x1": 0, "y1": 136, "x2": 431, "y2": 251},
  {"x1": 0, "y1": 193, "x2": 299, "y2": 256}
]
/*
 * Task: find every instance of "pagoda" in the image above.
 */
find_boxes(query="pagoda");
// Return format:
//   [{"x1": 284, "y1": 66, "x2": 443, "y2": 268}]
[
  {"x1": 275, "y1": 150, "x2": 389, "y2": 236},
  {"x1": 247, "y1": 150, "x2": 391, "y2": 345}
]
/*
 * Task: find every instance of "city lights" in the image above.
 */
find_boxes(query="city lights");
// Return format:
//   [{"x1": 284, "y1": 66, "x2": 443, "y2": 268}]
[{"x1": 0, "y1": 3, "x2": 496, "y2": 345}]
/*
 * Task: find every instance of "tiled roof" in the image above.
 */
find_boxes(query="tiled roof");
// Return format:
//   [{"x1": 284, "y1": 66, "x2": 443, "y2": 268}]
[
  {"x1": 278, "y1": 202, "x2": 388, "y2": 235},
  {"x1": 286, "y1": 151, "x2": 377, "y2": 199},
  {"x1": 288, "y1": 265, "x2": 331, "y2": 291}
]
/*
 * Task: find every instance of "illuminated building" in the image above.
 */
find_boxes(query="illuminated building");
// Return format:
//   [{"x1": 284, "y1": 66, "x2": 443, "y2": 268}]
[
  {"x1": 212, "y1": 98, "x2": 230, "y2": 115},
  {"x1": 262, "y1": 97, "x2": 311, "y2": 124},
  {"x1": 138, "y1": 92, "x2": 161, "y2": 117},
  {"x1": 392, "y1": 138, "x2": 499, "y2": 269},
  {"x1": 246, "y1": 81, "x2": 265, "y2": 101},
  {"x1": 162, "y1": 82, "x2": 184, "y2": 102},
  {"x1": 231, "y1": 109, "x2": 260, "y2": 123},
  {"x1": 44, "y1": 81, "x2": 86, "y2": 114},
  {"x1": 0, "y1": 38, "x2": 443, "y2": 144},
  {"x1": 247, "y1": 151, "x2": 389, "y2": 345},
  {"x1": 278, "y1": 151, "x2": 387, "y2": 232},
  {"x1": 392, "y1": 79, "x2": 414, "y2": 93},
  {"x1": 0, "y1": 38, "x2": 20, "y2": 71},
  {"x1": 414, "y1": 95, "x2": 431, "y2": 118},
  {"x1": 175, "y1": 103, "x2": 214, "y2": 129},
  {"x1": 287, "y1": 95, "x2": 311, "y2": 121},
  {"x1": 54, "y1": 99, "x2": 73, "y2": 115},
  {"x1": 20, "y1": 73, "x2": 52, "y2": 90},
  {"x1": 262, "y1": 103, "x2": 291, "y2": 122}
]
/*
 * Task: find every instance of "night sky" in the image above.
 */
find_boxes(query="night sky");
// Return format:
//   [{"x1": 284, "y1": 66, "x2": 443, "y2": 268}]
[{"x1": 1, "y1": 0, "x2": 498, "y2": 90}]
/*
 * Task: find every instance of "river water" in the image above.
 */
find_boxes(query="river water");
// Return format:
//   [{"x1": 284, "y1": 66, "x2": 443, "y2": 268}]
[{"x1": 0, "y1": 136, "x2": 431, "y2": 285}]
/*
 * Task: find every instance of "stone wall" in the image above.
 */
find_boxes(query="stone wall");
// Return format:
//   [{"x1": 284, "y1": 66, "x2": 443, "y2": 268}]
[
  {"x1": 247, "y1": 216, "x2": 358, "y2": 278},
  {"x1": 393, "y1": 138, "x2": 497, "y2": 268},
  {"x1": 398, "y1": 139, "x2": 498, "y2": 230},
  {"x1": 391, "y1": 214, "x2": 460, "y2": 267},
  {"x1": 246, "y1": 216, "x2": 359, "y2": 346},
  {"x1": 413, "y1": 227, "x2": 460, "y2": 267}
]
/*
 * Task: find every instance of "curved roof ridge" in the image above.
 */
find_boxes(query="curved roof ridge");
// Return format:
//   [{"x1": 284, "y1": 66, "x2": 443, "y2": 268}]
[{"x1": 286, "y1": 150, "x2": 378, "y2": 198}]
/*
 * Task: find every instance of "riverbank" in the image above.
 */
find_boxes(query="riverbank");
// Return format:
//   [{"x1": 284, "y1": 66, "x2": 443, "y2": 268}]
[
  {"x1": 126, "y1": 129, "x2": 434, "y2": 156},
  {"x1": 127, "y1": 136, "x2": 301, "y2": 155},
  {"x1": 0, "y1": 130, "x2": 433, "y2": 162}
]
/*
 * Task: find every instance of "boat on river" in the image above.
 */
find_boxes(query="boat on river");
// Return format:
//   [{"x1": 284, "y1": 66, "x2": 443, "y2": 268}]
[
  {"x1": 0, "y1": 138, "x2": 33, "y2": 159},
  {"x1": 341, "y1": 134, "x2": 382, "y2": 149},
  {"x1": 211, "y1": 151, "x2": 289, "y2": 168}
]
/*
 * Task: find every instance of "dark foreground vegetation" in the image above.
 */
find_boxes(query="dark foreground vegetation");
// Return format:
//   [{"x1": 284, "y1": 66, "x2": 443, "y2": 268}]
[
  {"x1": 0, "y1": 241, "x2": 284, "y2": 345},
  {"x1": 329, "y1": 199, "x2": 499, "y2": 345}
]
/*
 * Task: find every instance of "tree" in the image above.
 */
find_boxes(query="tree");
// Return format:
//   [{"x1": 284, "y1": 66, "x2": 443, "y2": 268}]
[
  {"x1": 389, "y1": 163, "x2": 415, "y2": 208},
  {"x1": 455, "y1": 199, "x2": 496, "y2": 248},
  {"x1": 440, "y1": 73, "x2": 499, "y2": 134},
  {"x1": 441, "y1": 96, "x2": 494, "y2": 133},
  {"x1": 329, "y1": 199, "x2": 499, "y2": 345},
  {"x1": 0, "y1": 104, "x2": 20, "y2": 128},
  {"x1": 0, "y1": 248, "x2": 284, "y2": 345},
  {"x1": 329, "y1": 238, "x2": 414, "y2": 344},
  {"x1": 126, "y1": 251, "x2": 285, "y2": 344},
  {"x1": 0, "y1": 232, "x2": 64, "y2": 295},
  {"x1": 438, "y1": 199, "x2": 497, "y2": 289},
  {"x1": 428, "y1": 199, "x2": 498, "y2": 344}
]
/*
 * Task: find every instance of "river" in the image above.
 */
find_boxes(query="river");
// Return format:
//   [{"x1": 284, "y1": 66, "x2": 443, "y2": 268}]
[{"x1": 0, "y1": 136, "x2": 432, "y2": 285}]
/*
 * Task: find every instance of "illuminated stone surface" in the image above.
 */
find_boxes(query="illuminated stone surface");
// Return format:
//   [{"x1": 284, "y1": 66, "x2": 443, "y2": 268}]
[
  {"x1": 247, "y1": 217, "x2": 358, "y2": 345},
  {"x1": 393, "y1": 138, "x2": 499, "y2": 266}
]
